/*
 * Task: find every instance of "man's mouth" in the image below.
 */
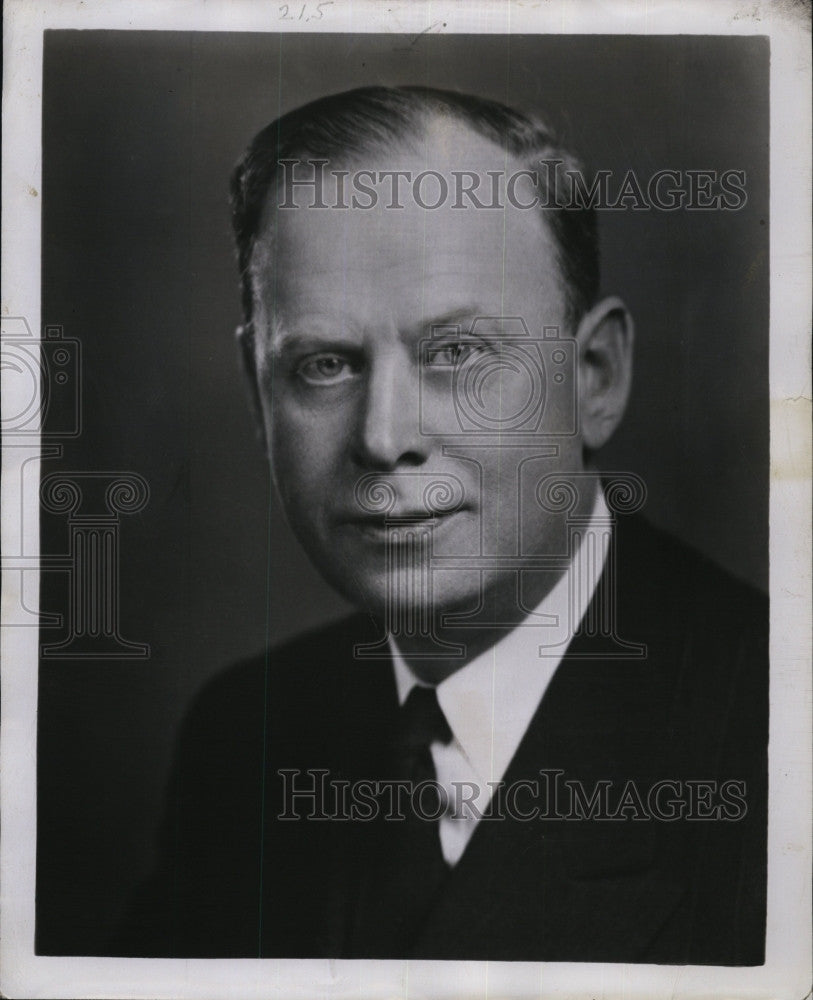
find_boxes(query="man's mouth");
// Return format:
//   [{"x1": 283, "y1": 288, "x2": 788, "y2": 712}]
[{"x1": 343, "y1": 508, "x2": 465, "y2": 541}]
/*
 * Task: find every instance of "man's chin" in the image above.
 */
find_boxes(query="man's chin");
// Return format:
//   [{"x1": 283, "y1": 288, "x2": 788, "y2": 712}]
[{"x1": 329, "y1": 572, "x2": 480, "y2": 627}]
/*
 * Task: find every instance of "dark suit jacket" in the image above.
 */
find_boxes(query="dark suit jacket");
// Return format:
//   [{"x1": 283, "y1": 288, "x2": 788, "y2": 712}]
[{"x1": 113, "y1": 515, "x2": 768, "y2": 964}]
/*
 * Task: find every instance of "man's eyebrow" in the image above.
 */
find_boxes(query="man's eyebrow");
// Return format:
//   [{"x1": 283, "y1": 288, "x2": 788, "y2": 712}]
[
  {"x1": 266, "y1": 316, "x2": 361, "y2": 356},
  {"x1": 416, "y1": 308, "x2": 487, "y2": 338}
]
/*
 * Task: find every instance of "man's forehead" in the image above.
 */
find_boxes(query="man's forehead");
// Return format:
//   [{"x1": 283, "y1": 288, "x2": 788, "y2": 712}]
[
  {"x1": 249, "y1": 115, "x2": 568, "y2": 327},
  {"x1": 260, "y1": 116, "x2": 552, "y2": 249},
  {"x1": 268, "y1": 171, "x2": 553, "y2": 263},
  {"x1": 267, "y1": 226, "x2": 565, "y2": 327}
]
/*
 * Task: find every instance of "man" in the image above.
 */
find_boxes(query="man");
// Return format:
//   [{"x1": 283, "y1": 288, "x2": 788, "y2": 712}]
[{"x1": 115, "y1": 86, "x2": 767, "y2": 964}]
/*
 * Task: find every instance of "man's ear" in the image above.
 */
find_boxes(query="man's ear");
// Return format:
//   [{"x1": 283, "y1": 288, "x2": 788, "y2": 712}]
[
  {"x1": 236, "y1": 321, "x2": 268, "y2": 449},
  {"x1": 575, "y1": 295, "x2": 634, "y2": 451}
]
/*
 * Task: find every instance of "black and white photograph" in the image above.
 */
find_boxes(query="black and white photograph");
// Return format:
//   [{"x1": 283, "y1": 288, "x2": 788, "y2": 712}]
[{"x1": 1, "y1": 2, "x2": 810, "y2": 998}]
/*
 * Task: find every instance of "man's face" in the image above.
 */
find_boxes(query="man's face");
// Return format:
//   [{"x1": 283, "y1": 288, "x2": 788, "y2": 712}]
[{"x1": 250, "y1": 123, "x2": 587, "y2": 620}]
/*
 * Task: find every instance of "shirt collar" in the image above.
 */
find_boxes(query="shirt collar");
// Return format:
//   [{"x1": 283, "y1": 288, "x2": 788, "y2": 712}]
[{"x1": 391, "y1": 485, "x2": 611, "y2": 784}]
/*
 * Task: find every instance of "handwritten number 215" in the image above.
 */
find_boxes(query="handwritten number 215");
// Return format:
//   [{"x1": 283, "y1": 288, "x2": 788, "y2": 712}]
[{"x1": 279, "y1": 2, "x2": 333, "y2": 20}]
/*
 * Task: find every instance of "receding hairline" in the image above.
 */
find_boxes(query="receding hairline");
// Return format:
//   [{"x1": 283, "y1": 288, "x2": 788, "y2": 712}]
[
  {"x1": 249, "y1": 112, "x2": 569, "y2": 285},
  {"x1": 231, "y1": 85, "x2": 599, "y2": 331}
]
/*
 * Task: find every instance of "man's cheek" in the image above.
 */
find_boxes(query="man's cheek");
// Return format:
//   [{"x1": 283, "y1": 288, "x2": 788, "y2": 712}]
[
  {"x1": 271, "y1": 418, "x2": 343, "y2": 495},
  {"x1": 280, "y1": 433, "x2": 339, "y2": 482}
]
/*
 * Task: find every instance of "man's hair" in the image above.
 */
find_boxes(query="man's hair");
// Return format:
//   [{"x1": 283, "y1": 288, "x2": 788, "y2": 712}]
[{"x1": 230, "y1": 85, "x2": 599, "y2": 331}]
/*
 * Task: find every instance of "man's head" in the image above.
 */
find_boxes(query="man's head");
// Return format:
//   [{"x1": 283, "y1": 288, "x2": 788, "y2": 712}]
[{"x1": 231, "y1": 86, "x2": 633, "y2": 621}]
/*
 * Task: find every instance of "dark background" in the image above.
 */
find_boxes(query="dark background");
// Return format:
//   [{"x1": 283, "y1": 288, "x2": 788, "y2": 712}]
[{"x1": 37, "y1": 31, "x2": 769, "y2": 953}]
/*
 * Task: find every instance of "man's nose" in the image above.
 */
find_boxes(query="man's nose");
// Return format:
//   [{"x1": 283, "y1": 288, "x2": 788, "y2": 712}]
[{"x1": 354, "y1": 349, "x2": 428, "y2": 470}]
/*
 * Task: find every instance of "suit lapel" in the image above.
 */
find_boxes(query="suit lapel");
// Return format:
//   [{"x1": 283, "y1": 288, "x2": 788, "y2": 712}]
[
  {"x1": 410, "y1": 657, "x2": 686, "y2": 960},
  {"x1": 412, "y1": 517, "x2": 688, "y2": 961}
]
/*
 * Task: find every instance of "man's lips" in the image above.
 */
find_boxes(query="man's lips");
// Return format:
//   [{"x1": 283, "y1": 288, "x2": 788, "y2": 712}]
[{"x1": 340, "y1": 508, "x2": 467, "y2": 539}]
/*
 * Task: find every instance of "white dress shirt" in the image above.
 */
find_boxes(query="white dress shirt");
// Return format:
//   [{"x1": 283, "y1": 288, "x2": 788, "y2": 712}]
[{"x1": 390, "y1": 487, "x2": 611, "y2": 865}]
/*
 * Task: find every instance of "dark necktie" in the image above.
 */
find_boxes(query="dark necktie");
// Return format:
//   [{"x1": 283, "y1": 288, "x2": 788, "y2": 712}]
[
  {"x1": 348, "y1": 683, "x2": 453, "y2": 956},
  {"x1": 397, "y1": 683, "x2": 453, "y2": 806}
]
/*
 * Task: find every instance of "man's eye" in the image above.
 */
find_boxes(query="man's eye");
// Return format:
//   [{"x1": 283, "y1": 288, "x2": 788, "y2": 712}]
[
  {"x1": 295, "y1": 354, "x2": 358, "y2": 385},
  {"x1": 425, "y1": 341, "x2": 487, "y2": 367}
]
